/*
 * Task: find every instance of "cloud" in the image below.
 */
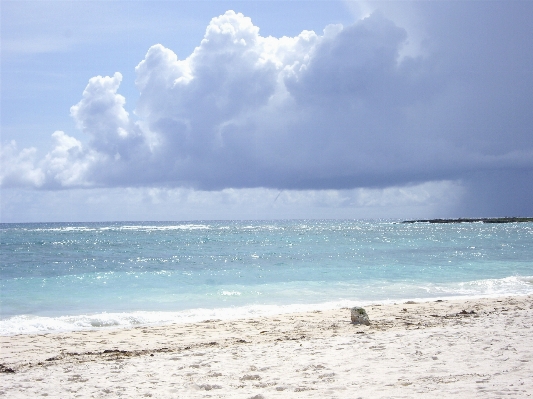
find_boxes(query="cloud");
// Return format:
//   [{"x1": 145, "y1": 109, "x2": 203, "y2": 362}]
[
  {"x1": 0, "y1": 181, "x2": 463, "y2": 223},
  {"x1": 0, "y1": 141, "x2": 44, "y2": 187},
  {"x1": 2, "y1": 5, "x2": 533, "y2": 216}
]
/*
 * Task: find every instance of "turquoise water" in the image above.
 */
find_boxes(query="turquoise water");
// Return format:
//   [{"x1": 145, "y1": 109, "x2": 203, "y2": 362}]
[{"x1": 1, "y1": 220, "x2": 532, "y2": 334}]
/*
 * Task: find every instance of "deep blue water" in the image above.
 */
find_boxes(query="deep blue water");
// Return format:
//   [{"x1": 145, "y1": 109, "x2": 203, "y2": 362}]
[{"x1": 1, "y1": 220, "x2": 532, "y2": 334}]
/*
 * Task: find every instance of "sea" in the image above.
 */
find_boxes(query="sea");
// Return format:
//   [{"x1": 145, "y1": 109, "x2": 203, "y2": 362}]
[{"x1": 1, "y1": 220, "x2": 532, "y2": 335}]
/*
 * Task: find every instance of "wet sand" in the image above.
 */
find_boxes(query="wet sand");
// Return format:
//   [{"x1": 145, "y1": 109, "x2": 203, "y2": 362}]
[{"x1": 1, "y1": 295, "x2": 532, "y2": 398}]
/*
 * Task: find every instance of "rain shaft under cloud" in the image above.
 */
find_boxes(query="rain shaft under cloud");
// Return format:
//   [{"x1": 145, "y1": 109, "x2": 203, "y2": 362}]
[{"x1": 2, "y1": 4, "x2": 533, "y2": 217}]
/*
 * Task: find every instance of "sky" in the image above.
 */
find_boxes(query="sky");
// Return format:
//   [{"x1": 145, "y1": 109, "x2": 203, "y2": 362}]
[{"x1": 1, "y1": 0, "x2": 533, "y2": 222}]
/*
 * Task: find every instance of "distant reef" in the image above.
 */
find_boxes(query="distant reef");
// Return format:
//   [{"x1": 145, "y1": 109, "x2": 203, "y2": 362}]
[{"x1": 402, "y1": 217, "x2": 533, "y2": 224}]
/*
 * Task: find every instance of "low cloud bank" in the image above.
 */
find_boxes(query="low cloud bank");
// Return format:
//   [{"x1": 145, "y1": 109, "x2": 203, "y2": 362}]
[
  {"x1": 2, "y1": 4, "x2": 533, "y2": 216},
  {"x1": 0, "y1": 181, "x2": 463, "y2": 223}
]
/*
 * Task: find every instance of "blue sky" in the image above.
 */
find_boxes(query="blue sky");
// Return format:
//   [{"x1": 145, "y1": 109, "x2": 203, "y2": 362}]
[{"x1": 1, "y1": 1, "x2": 533, "y2": 222}]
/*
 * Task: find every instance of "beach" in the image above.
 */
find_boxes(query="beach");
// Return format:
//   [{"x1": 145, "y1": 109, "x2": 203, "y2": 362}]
[{"x1": 1, "y1": 294, "x2": 532, "y2": 398}]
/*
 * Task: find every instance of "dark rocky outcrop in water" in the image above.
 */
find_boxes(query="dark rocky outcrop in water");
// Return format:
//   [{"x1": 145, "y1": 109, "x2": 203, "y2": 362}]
[{"x1": 402, "y1": 217, "x2": 533, "y2": 224}]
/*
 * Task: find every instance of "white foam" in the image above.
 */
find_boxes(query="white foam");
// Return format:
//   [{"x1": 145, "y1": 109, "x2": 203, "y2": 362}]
[
  {"x1": 31, "y1": 226, "x2": 99, "y2": 232},
  {"x1": 429, "y1": 275, "x2": 533, "y2": 296},
  {"x1": 24, "y1": 224, "x2": 213, "y2": 233},
  {"x1": 2, "y1": 275, "x2": 532, "y2": 336},
  {"x1": 0, "y1": 293, "x2": 530, "y2": 337},
  {"x1": 0, "y1": 301, "x2": 364, "y2": 336},
  {"x1": 119, "y1": 224, "x2": 211, "y2": 231},
  {"x1": 220, "y1": 290, "x2": 241, "y2": 296}
]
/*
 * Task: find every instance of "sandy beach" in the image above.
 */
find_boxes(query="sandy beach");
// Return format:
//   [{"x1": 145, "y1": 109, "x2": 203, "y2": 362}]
[{"x1": 1, "y1": 295, "x2": 532, "y2": 398}]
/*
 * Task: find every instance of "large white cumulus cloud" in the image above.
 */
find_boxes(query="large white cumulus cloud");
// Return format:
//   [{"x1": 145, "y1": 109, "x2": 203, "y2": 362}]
[{"x1": 2, "y1": 6, "x2": 533, "y2": 215}]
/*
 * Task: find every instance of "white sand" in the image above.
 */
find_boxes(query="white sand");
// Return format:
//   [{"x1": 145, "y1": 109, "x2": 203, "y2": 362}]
[{"x1": 1, "y1": 295, "x2": 532, "y2": 398}]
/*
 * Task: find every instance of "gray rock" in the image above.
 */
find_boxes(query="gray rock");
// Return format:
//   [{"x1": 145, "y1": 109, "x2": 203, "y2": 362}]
[{"x1": 350, "y1": 307, "x2": 370, "y2": 325}]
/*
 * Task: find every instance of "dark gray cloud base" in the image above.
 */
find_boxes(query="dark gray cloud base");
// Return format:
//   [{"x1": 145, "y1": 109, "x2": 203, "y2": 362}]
[{"x1": 2, "y1": 3, "x2": 532, "y2": 216}]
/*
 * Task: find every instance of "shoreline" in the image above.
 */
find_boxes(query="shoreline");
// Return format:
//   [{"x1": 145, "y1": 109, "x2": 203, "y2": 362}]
[
  {"x1": 3, "y1": 289, "x2": 533, "y2": 336},
  {"x1": 2, "y1": 294, "x2": 532, "y2": 398}
]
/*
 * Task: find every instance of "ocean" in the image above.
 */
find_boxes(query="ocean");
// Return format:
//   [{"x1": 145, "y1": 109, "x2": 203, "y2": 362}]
[{"x1": 1, "y1": 220, "x2": 532, "y2": 335}]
